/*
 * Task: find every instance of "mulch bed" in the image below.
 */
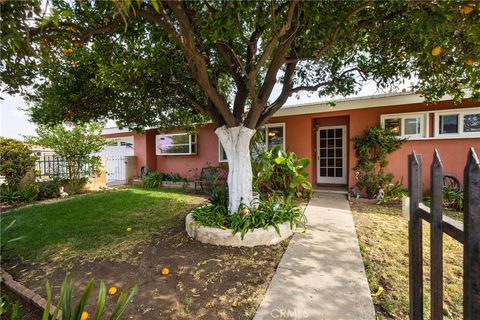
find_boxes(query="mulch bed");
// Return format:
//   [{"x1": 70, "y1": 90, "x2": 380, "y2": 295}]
[{"x1": 2, "y1": 224, "x2": 288, "y2": 320}]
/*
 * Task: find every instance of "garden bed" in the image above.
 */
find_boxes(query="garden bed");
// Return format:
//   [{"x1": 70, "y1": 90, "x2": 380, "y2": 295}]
[
  {"x1": 1, "y1": 187, "x2": 289, "y2": 319},
  {"x1": 186, "y1": 212, "x2": 294, "y2": 247}
]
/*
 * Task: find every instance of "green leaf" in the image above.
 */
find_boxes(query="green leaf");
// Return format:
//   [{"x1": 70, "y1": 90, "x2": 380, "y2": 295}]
[{"x1": 151, "y1": 0, "x2": 160, "y2": 13}]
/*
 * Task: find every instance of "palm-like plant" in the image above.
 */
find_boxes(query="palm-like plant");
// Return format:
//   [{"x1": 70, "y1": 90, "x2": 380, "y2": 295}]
[{"x1": 42, "y1": 274, "x2": 138, "y2": 320}]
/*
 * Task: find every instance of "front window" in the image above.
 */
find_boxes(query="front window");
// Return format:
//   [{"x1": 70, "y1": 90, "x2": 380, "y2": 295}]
[
  {"x1": 384, "y1": 118, "x2": 401, "y2": 136},
  {"x1": 463, "y1": 113, "x2": 480, "y2": 133},
  {"x1": 219, "y1": 123, "x2": 285, "y2": 162},
  {"x1": 404, "y1": 117, "x2": 421, "y2": 136},
  {"x1": 381, "y1": 113, "x2": 426, "y2": 138},
  {"x1": 435, "y1": 108, "x2": 480, "y2": 137},
  {"x1": 439, "y1": 114, "x2": 459, "y2": 134},
  {"x1": 156, "y1": 133, "x2": 197, "y2": 155}
]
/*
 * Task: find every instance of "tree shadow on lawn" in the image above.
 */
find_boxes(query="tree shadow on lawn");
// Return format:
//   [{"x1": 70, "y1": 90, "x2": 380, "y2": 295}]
[{"x1": 2, "y1": 188, "x2": 289, "y2": 320}]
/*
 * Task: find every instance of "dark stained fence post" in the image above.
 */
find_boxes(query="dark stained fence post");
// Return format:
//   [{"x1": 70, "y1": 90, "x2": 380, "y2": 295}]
[
  {"x1": 409, "y1": 152, "x2": 423, "y2": 320},
  {"x1": 430, "y1": 150, "x2": 444, "y2": 320},
  {"x1": 463, "y1": 148, "x2": 480, "y2": 320}
]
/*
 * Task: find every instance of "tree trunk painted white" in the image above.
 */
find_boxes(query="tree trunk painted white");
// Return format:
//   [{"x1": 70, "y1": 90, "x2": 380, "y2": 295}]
[{"x1": 215, "y1": 125, "x2": 256, "y2": 214}]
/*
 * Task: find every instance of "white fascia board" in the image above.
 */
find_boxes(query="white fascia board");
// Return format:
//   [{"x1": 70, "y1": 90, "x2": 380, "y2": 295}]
[{"x1": 274, "y1": 92, "x2": 458, "y2": 117}]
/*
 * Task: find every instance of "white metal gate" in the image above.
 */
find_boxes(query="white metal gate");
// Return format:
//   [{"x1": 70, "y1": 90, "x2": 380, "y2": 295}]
[{"x1": 105, "y1": 156, "x2": 127, "y2": 186}]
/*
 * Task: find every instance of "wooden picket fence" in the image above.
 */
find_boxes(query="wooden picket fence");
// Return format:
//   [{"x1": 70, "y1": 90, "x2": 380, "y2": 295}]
[{"x1": 408, "y1": 148, "x2": 480, "y2": 319}]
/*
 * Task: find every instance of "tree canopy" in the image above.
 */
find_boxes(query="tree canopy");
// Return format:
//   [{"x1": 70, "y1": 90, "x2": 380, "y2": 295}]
[{"x1": 1, "y1": 0, "x2": 479, "y2": 131}]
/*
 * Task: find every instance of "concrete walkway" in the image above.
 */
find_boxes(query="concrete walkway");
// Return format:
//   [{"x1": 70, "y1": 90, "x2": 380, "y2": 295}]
[{"x1": 254, "y1": 192, "x2": 375, "y2": 320}]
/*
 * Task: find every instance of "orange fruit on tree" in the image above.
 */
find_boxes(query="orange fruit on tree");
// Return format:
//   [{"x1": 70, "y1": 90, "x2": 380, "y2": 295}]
[
  {"x1": 108, "y1": 287, "x2": 117, "y2": 296},
  {"x1": 431, "y1": 46, "x2": 442, "y2": 56},
  {"x1": 161, "y1": 267, "x2": 170, "y2": 276},
  {"x1": 81, "y1": 311, "x2": 89, "y2": 320},
  {"x1": 461, "y1": 5, "x2": 474, "y2": 15},
  {"x1": 466, "y1": 58, "x2": 474, "y2": 65}
]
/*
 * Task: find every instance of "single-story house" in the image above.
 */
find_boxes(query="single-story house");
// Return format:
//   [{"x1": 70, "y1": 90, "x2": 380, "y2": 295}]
[{"x1": 102, "y1": 92, "x2": 480, "y2": 192}]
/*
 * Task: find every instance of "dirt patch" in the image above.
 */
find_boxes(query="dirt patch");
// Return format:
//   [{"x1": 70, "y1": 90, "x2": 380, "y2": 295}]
[
  {"x1": 0, "y1": 286, "x2": 43, "y2": 320},
  {"x1": 3, "y1": 223, "x2": 288, "y2": 320}
]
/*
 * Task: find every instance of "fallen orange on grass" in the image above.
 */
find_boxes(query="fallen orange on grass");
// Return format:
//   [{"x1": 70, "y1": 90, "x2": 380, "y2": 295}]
[
  {"x1": 466, "y1": 58, "x2": 474, "y2": 66},
  {"x1": 161, "y1": 267, "x2": 170, "y2": 276},
  {"x1": 81, "y1": 311, "x2": 89, "y2": 320},
  {"x1": 63, "y1": 48, "x2": 73, "y2": 56},
  {"x1": 108, "y1": 287, "x2": 117, "y2": 296},
  {"x1": 431, "y1": 46, "x2": 442, "y2": 56},
  {"x1": 126, "y1": 227, "x2": 132, "y2": 232}
]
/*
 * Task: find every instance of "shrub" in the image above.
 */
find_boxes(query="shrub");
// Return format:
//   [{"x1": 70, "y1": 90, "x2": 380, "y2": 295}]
[
  {"x1": 0, "y1": 138, "x2": 37, "y2": 190},
  {"x1": 141, "y1": 172, "x2": 163, "y2": 188},
  {"x1": 352, "y1": 125, "x2": 405, "y2": 198},
  {"x1": 141, "y1": 171, "x2": 185, "y2": 188},
  {"x1": 442, "y1": 185, "x2": 463, "y2": 211},
  {"x1": 38, "y1": 179, "x2": 62, "y2": 199},
  {"x1": 377, "y1": 179, "x2": 408, "y2": 204},
  {"x1": 192, "y1": 195, "x2": 306, "y2": 239},
  {"x1": 25, "y1": 124, "x2": 107, "y2": 194},
  {"x1": 0, "y1": 184, "x2": 39, "y2": 204},
  {"x1": 252, "y1": 146, "x2": 311, "y2": 200}
]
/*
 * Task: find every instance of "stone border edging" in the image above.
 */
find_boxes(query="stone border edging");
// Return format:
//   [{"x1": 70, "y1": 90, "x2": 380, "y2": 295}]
[
  {"x1": 0, "y1": 268, "x2": 61, "y2": 319},
  {"x1": 185, "y1": 212, "x2": 294, "y2": 247}
]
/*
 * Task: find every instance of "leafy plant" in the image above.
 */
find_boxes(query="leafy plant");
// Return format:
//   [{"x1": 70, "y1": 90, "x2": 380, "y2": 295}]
[
  {"x1": 442, "y1": 185, "x2": 463, "y2": 211},
  {"x1": 42, "y1": 273, "x2": 138, "y2": 320},
  {"x1": 191, "y1": 195, "x2": 306, "y2": 239},
  {"x1": 0, "y1": 183, "x2": 39, "y2": 205},
  {"x1": 38, "y1": 179, "x2": 62, "y2": 199},
  {"x1": 141, "y1": 172, "x2": 162, "y2": 188},
  {"x1": 252, "y1": 146, "x2": 311, "y2": 200},
  {"x1": 140, "y1": 172, "x2": 185, "y2": 188},
  {"x1": 353, "y1": 126, "x2": 405, "y2": 199},
  {"x1": 25, "y1": 124, "x2": 107, "y2": 194},
  {"x1": 0, "y1": 293, "x2": 21, "y2": 320},
  {"x1": 377, "y1": 179, "x2": 408, "y2": 204},
  {"x1": 0, "y1": 137, "x2": 37, "y2": 191},
  {"x1": 0, "y1": 219, "x2": 26, "y2": 257}
]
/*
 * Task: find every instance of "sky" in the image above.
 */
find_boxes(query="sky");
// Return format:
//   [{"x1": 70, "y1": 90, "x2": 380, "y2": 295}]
[{"x1": 0, "y1": 80, "x2": 407, "y2": 140}]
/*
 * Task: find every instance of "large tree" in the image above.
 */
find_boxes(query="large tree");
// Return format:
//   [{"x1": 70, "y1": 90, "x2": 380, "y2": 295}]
[{"x1": 1, "y1": 0, "x2": 479, "y2": 212}]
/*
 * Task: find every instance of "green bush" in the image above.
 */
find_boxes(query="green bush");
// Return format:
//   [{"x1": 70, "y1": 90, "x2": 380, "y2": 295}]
[
  {"x1": 377, "y1": 179, "x2": 408, "y2": 204},
  {"x1": 352, "y1": 125, "x2": 405, "y2": 198},
  {"x1": 141, "y1": 172, "x2": 185, "y2": 188},
  {"x1": 192, "y1": 195, "x2": 306, "y2": 239},
  {"x1": 38, "y1": 179, "x2": 62, "y2": 199},
  {"x1": 0, "y1": 184, "x2": 39, "y2": 204},
  {"x1": 252, "y1": 146, "x2": 311, "y2": 200},
  {"x1": 0, "y1": 138, "x2": 37, "y2": 191}
]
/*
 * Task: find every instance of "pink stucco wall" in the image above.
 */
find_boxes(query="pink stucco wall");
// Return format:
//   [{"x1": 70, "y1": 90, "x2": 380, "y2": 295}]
[{"x1": 105, "y1": 99, "x2": 479, "y2": 192}]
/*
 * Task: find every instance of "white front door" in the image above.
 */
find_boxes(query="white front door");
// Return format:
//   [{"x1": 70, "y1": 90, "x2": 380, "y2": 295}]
[{"x1": 317, "y1": 126, "x2": 347, "y2": 184}]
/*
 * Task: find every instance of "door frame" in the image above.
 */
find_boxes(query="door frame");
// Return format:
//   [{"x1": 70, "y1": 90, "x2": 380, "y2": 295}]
[{"x1": 316, "y1": 125, "x2": 347, "y2": 184}]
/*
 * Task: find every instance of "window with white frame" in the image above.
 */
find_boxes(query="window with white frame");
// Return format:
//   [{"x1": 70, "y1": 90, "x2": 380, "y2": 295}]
[
  {"x1": 219, "y1": 123, "x2": 285, "y2": 162},
  {"x1": 381, "y1": 113, "x2": 427, "y2": 138},
  {"x1": 435, "y1": 108, "x2": 480, "y2": 137},
  {"x1": 156, "y1": 133, "x2": 197, "y2": 155}
]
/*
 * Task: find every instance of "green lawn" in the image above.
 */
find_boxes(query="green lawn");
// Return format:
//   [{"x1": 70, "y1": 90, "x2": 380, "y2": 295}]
[
  {"x1": 1, "y1": 188, "x2": 205, "y2": 264},
  {"x1": 351, "y1": 202, "x2": 463, "y2": 320}
]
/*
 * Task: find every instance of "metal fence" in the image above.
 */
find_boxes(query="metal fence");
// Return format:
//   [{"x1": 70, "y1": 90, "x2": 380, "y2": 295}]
[
  {"x1": 35, "y1": 156, "x2": 91, "y2": 180},
  {"x1": 408, "y1": 148, "x2": 479, "y2": 319}
]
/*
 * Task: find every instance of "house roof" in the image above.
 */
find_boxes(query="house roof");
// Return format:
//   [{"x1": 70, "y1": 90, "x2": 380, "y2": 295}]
[
  {"x1": 274, "y1": 91, "x2": 455, "y2": 117},
  {"x1": 102, "y1": 91, "x2": 459, "y2": 134}
]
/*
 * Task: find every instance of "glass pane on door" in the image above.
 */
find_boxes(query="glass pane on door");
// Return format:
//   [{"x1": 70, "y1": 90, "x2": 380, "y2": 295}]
[{"x1": 318, "y1": 127, "x2": 345, "y2": 182}]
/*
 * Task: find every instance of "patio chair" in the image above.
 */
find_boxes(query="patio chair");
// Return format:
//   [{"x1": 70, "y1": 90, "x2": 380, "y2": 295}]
[{"x1": 194, "y1": 166, "x2": 228, "y2": 193}]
